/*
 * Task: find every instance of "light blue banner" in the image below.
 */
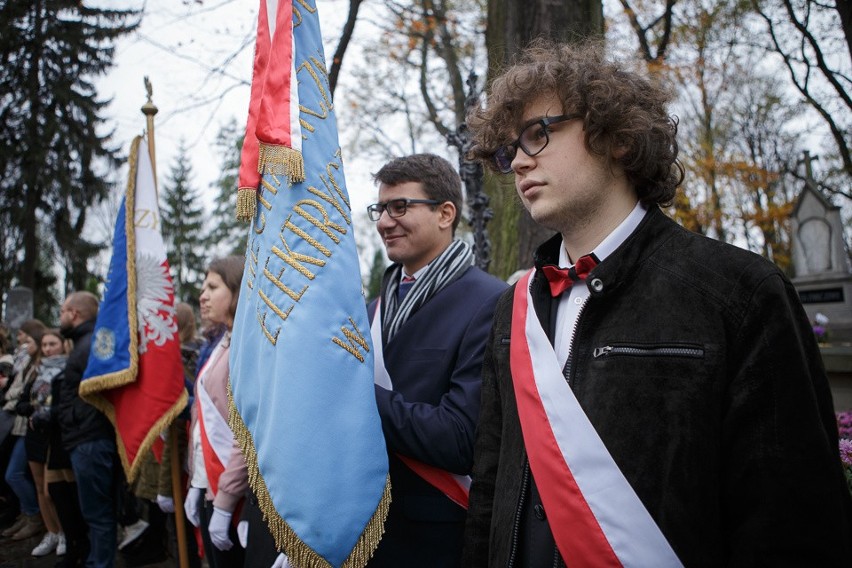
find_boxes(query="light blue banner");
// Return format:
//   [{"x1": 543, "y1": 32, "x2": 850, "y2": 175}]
[{"x1": 229, "y1": 2, "x2": 389, "y2": 567}]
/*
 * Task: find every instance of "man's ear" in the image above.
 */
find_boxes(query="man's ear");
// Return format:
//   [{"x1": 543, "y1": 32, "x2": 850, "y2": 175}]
[{"x1": 437, "y1": 201, "x2": 457, "y2": 230}]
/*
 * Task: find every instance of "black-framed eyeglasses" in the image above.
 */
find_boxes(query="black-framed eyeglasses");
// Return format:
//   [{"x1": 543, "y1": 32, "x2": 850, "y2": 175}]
[
  {"x1": 366, "y1": 198, "x2": 441, "y2": 221},
  {"x1": 494, "y1": 113, "x2": 583, "y2": 174}
]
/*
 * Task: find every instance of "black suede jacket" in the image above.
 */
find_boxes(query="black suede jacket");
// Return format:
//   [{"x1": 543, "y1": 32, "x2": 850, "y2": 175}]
[
  {"x1": 58, "y1": 319, "x2": 114, "y2": 450},
  {"x1": 464, "y1": 207, "x2": 852, "y2": 567}
]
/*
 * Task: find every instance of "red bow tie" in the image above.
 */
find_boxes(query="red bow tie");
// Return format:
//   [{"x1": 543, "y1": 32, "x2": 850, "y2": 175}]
[{"x1": 541, "y1": 254, "x2": 599, "y2": 297}]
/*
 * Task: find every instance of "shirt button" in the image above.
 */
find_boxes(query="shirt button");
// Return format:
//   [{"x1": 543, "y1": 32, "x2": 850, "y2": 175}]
[
  {"x1": 574, "y1": 297, "x2": 584, "y2": 305},
  {"x1": 534, "y1": 504, "x2": 546, "y2": 520}
]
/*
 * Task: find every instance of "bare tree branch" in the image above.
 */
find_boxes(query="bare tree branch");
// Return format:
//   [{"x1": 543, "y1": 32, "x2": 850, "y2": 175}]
[
  {"x1": 754, "y1": 1, "x2": 852, "y2": 175},
  {"x1": 329, "y1": 0, "x2": 364, "y2": 97}
]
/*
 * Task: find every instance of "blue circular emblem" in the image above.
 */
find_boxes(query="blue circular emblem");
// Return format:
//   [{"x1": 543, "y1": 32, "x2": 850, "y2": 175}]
[{"x1": 93, "y1": 328, "x2": 116, "y2": 361}]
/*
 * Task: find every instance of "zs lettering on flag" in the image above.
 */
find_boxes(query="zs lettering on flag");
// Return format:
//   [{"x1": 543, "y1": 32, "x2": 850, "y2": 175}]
[
  {"x1": 134, "y1": 208, "x2": 159, "y2": 230},
  {"x1": 298, "y1": 56, "x2": 332, "y2": 137}
]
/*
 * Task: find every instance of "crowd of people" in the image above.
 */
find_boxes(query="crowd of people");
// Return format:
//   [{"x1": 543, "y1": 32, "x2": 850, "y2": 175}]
[
  {"x1": 0, "y1": 274, "x2": 246, "y2": 568},
  {"x1": 1, "y1": 39, "x2": 851, "y2": 568}
]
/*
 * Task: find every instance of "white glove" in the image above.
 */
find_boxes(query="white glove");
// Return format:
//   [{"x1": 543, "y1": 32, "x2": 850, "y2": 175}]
[
  {"x1": 156, "y1": 494, "x2": 175, "y2": 514},
  {"x1": 271, "y1": 552, "x2": 292, "y2": 568},
  {"x1": 209, "y1": 507, "x2": 233, "y2": 551},
  {"x1": 183, "y1": 487, "x2": 203, "y2": 527},
  {"x1": 237, "y1": 519, "x2": 248, "y2": 548}
]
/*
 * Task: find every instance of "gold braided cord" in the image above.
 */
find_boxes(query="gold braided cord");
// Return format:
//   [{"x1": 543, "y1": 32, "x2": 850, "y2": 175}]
[
  {"x1": 228, "y1": 382, "x2": 391, "y2": 568},
  {"x1": 237, "y1": 187, "x2": 258, "y2": 222},
  {"x1": 257, "y1": 142, "x2": 305, "y2": 183},
  {"x1": 78, "y1": 136, "x2": 188, "y2": 483}
]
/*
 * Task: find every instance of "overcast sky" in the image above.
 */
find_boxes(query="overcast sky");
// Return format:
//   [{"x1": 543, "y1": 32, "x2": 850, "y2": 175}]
[{"x1": 95, "y1": 0, "x2": 382, "y2": 262}]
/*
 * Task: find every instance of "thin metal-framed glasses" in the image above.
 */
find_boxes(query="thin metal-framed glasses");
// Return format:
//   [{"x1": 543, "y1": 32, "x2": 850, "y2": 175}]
[
  {"x1": 494, "y1": 113, "x2": 584, "y2": 174},
  {"x1": 366, "y1": 198, "x2": 441, "y2": 222}
]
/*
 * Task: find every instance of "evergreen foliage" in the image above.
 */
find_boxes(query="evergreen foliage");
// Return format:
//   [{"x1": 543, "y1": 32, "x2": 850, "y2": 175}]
[
  {"x1": 160, "y1": 140, "x2": 208, "y2": 304},
  {"x1": 0, "y1": 0, "x2": 140, "y2": 317},
  {"x1": 366, "y1": 248, "x2": 387, "y2": 300},
  {"x1": 207, "y1": 119, "x2": 247, "y2": 257}
]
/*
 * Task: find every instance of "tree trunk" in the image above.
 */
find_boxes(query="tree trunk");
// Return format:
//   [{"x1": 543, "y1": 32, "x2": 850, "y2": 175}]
[{"x1": 485, "y1": 0, "x2": 604, "y2": 276}]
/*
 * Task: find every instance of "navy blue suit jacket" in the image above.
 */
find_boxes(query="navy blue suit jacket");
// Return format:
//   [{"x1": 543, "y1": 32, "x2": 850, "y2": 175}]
[{"x1": 367, "y1": 264, "x2": 506, "y2": 567}]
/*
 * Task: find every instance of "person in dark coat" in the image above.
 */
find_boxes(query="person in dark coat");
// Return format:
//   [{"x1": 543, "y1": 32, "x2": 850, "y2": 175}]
[
  {"x1": 57, "y1": 291, "x2": 118, "y2": 568},
  {"x1": 462, "y1": 40, "x2": 852, "y2": 567},
  {"x1": 364, "y1": 154, "x2": 506, "y2": 567}
]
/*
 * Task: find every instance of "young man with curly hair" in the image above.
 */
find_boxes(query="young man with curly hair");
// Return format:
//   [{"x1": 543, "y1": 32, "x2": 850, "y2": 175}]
[{"x1": 462, "y1": 41, "x2": 852, "y2": 567}]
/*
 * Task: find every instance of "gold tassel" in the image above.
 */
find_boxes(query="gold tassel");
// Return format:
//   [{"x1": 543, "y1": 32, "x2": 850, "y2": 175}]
[
  {"x1": 236, "y1": 187, "x2": 257, "y2": 222},
  {"x1": 227, "y1": 381, "x2": 390, "y2": 568},
  {"x1": 258, "y1": 142, "x2": 306, "y2": 183}
]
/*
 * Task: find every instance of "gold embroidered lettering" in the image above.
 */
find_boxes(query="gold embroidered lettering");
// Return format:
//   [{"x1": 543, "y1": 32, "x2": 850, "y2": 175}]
[
  {"x1": 134, "y1": 208, "x2": 159, "y2": 230},
  {"x1": 310, "y1": 158, "x2": 351, "y2": 226},
  {"x1": 258, "y1": 192, "x2": 273, "y2": 211},
  {"x1": 263, "y1": 258, "x2": 308, "y2": 302},
  {"x1": 256, "y1": 310, "x2": 280, "y2": 346},
  {"x1": 295, "y1": 0, "x2": 316, "y2": 13},
  {"x1": 293, "y1": 200, "x2": 346, "y2": 245},
  {"x1": 331, "y1": 317, "x2": 370, "y2": 363},
  {"x1": 261, "y1": 178, "x2": 279, "y2": 196},
  {"x1": 284, "y1": 217, "x2": 332, "y2": 258},
  {"x1": 271, "y1": 231, "x2": 325, "y2": 280},
  {"x1": 259, "y1": 289, "x2": 295, "y2": 323}
]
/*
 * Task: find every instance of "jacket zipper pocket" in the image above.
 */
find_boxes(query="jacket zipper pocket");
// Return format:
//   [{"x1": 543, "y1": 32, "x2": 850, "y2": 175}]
[{"x1": 593, "y1": 344, "x2": 704, "y2": 358}]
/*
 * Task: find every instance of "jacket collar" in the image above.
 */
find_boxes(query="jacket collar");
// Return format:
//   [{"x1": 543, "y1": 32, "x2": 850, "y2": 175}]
[
  {"x1": 532, "y1": 206, "x2": 677, "y2": 299},
  {"x1": 63, "y1": 319, "x2": 95, "y2": 342}
]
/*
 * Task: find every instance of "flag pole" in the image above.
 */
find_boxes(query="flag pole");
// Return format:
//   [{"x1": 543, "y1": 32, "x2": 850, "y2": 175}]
[
  {"x1": 141, "y1": 78, "x2": 190, "y2": 568},
  {"x1": 141, "y1": 76, "x2": 158, "y2": 193}
]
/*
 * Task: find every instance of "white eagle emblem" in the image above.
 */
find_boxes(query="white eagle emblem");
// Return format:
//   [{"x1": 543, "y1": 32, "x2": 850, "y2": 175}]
[{"x1": 135, "y1": 253, "x2": 178, "y2": 354}]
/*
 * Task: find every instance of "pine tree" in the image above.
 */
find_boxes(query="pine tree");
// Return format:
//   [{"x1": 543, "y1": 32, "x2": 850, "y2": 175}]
[
  {"x1": 366, "y1": 248, "x2": 387, "y2": 300},
  {"x1": 207, "y1": 119, "x2": 247, "y2": 257},
  {"x1": 160, "y1": 141, "x2": 208, "y2": 303},
  {"x1": 0, "y1": 1, "x2": 140, "y2": 310}
]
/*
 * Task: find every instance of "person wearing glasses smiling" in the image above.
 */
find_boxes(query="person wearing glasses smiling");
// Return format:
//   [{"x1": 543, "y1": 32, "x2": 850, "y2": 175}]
[
  {"x1": 461, "y1": 41, "x2": 852, "y2": 567},
  {"x1": 365, "y1": 153, "x2": 506, "y2": 567}
]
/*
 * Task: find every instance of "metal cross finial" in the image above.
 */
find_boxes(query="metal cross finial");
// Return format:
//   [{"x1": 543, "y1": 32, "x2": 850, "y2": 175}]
[
  {"x1": 447, "y1": 70, "x2": 493, "y2": 271},
  {"x1": 800, "y1": 150, "x2": 819, "y2": 182}
]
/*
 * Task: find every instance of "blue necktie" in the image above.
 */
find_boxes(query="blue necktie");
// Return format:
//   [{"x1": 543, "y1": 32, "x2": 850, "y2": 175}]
[{"x1": 398, "y1": 276, "x2": 415, "y2": 301}]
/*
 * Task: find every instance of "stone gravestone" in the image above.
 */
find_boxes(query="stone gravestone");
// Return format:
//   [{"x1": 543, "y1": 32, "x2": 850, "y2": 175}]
[
  {"x1": 790, "y1": 161, "x2": 852, "y2": 409},
  {"x1": 791, "y1": 179, "x2": 852, "y2": 340},
  {"x1": 4, "y1": 287, "x2": 34, "y2": 333}
]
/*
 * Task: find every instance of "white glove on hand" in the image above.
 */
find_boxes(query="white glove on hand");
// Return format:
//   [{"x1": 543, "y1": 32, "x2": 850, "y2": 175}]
[
  {"x1": 156, "y1": 494, "x2": 175, "y2": 514},
  {"x1": 271, "y1": 552, "x2": 292, "y2": 568},
  {"x1": 237, "y1": 520, "x2": 248, "y2": 549},
  {"x1": 183, "y1": 487, "x2": 203, "y2": 527},
  {"x1": 209, "y1": 507, "x2": 233, "y2": 551}
]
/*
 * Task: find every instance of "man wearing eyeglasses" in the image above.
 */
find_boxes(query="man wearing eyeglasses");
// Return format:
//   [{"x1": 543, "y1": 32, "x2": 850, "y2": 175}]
[
  {"x1": 461, "y1": 41, "x2": 852, "y2": 567},
  {"x1": 365, "y1": 153, "x2": 506, "y2": 567}
]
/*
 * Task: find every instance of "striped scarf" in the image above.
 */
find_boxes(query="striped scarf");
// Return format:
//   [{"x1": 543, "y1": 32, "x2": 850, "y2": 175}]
[{"x1": 380, "y1": 240, "x2": 474, "y2": 343}]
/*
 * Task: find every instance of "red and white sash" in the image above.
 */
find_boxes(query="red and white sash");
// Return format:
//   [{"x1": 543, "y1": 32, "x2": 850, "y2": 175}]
[
  {"x1": 370, "y1": 301, "x2": 470, "y2": 509},
  {"x1": 196, "y1": 340, "x2": 234, "y2": 498},
  {"x1": 510, "y1": 270, "x2": 682, "y2": 567}
]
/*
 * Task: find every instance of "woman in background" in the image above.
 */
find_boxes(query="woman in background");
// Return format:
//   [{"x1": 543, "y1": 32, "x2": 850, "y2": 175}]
[
  {"x1": 2, "y1": 319, "x2": 45, "y2": 541},
  {"x1": 23, "y1": 329, "x2": 67, "y2": 557},
  {"x1": 183, "y1": 256, "x2": 247, "y2": 568}
]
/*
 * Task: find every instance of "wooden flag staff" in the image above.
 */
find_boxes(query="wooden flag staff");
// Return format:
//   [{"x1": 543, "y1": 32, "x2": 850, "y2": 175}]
[{"x1": 141, "y1": 77, "x2": 190, "y2": 568}]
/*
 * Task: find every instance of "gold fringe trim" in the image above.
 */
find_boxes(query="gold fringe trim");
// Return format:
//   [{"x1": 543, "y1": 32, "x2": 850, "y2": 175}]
[
  {"x1": 80, "y1": 136, "x2": 190, "y2": 483},
  {"x1": 236, "y1": 187, "x2": 258, "y2": 222},
  {"x1": 228, "y1": 381, "x2": 391, "y2": 568},
  {"x1": 257, "y1": 142, "x2": 305, "y2": 184}
]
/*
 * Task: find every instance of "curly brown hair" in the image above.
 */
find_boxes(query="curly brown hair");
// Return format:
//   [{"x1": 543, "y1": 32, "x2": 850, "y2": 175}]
[{"x1": 467, "y1": 40, "x2": 684, "y2": 206}]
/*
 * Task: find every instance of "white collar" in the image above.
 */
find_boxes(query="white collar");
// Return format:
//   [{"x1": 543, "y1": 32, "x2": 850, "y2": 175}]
[{"x1": 558, "y1": 201, "x2": 648, "y2": 267}]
